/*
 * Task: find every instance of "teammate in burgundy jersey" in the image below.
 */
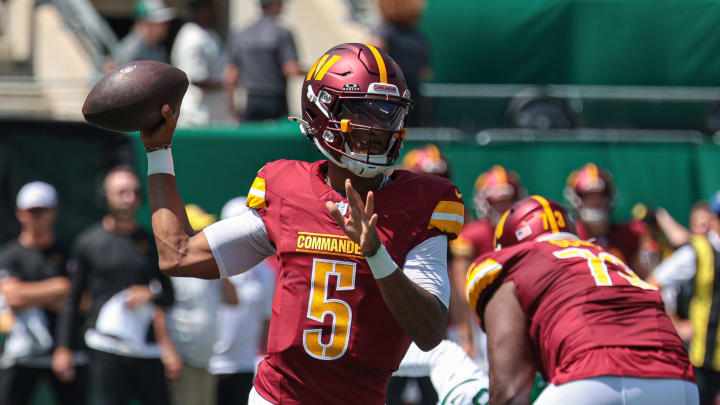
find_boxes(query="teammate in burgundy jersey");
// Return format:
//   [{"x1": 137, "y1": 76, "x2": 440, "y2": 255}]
[
  {"x1": 466, "y1": 196, "x2": 697, "y2": 405},
  {"x1": 449, "y1": 165, "x2": 524, "y2": 356},
  {"x1": 140, "y1": 43, "x2": 464, "y2": 405},
  {"x1": 564, "y1": 163, "x2": 652, "y2": 278}
]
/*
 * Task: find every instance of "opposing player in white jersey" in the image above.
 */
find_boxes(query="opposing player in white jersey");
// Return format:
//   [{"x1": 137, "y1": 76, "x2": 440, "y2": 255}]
[{"x1": 394, "y1": 339, "x2": 489, "y2": 405}]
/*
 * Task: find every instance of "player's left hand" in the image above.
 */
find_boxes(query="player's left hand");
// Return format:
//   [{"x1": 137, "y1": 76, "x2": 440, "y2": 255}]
[{"x1": 326, "y1": 179, "x2": 382, "y2": 256}]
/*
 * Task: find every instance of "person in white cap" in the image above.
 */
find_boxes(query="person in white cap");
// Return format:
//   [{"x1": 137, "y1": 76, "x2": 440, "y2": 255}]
[
  {"x1": 209, "y1": 197, "x2": 276, "y2": 405},
  {"x1": 114, "y1": 0, "x2": 176, "y2": 65},
  {"x1": 0, "y1": 181, "x2": 88, "y2": 404}
]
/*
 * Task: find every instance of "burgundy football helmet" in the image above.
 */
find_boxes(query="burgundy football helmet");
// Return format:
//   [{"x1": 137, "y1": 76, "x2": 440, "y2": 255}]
[
  {"x1": 494, "y1": 195, "x2": 576, "y2": 250},
  {"x1": 401, "y1": 144, "x2": 451, "y2": 178},
  {"x1": 563, "y1": 163, "x2": 615, "y2": 225},
  {"x1": 473, "y1": 165, "x2": 524, "y2": 224},
  {"x1": 293, "y1": 43, "x2": 412, "y2": 178}
]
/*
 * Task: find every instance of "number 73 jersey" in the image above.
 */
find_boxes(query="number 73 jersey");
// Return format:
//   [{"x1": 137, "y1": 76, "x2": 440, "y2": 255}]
[{"x1": 465, "y1": 235, "x2": 695, "y2": 385}]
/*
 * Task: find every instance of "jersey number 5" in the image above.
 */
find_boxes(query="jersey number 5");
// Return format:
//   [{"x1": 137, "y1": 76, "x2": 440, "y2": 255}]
[
  {"x1": 553, "y1": 247, "x2": 657, "y2": 290},
  {"x1": 303, "y1": 258, "x2": 356, "y2": 360}
]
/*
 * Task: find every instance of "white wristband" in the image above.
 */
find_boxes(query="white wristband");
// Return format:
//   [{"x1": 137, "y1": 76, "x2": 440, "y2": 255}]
[
  {"x1": 147, "y1": 148, "x2": 175, "y2": 176},
  {"x1": 365, "y1": 244, "x2": 397, "y2": 279}
]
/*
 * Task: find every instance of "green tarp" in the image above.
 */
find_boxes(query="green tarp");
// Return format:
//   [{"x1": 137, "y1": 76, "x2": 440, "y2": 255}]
[{"x1": 423, "y1": 0, "x2": 720, "y2": 86}]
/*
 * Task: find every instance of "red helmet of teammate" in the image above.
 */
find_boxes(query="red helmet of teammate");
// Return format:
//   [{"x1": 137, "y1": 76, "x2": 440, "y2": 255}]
[
  {"x1": 494, "y1": 195, "x2": 576, "y2": 250},
  {"x1": 563, "y1": 163, "x2": 615, "y2": 225},
  {"x1": 473, "y1": 165, "x2": 524, "y2": 225},
  {"x1": 296, "y1": 43, "x2": 412, "y2": 178},
  {"x1": 401, "y1": 144, "x2": 450, "y2": 178}
]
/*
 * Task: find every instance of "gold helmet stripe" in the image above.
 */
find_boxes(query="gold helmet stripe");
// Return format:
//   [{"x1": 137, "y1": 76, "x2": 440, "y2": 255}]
[
  {"x1": 531, "y1": 195, "x2": 560, "y2": 233},
  {"x1": 364, "y1": 43, "x2": 388, "y2": 83}
]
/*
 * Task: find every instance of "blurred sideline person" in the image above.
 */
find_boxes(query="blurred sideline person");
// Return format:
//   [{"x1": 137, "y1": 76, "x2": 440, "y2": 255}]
[
  {"x1": 224, "y1": 0, "x2": 303, "y2": 121},
  {"x1": 564, "y1": 162, "x2": 651, "y2": 278},
  {"x1": 0, "y1": 182, "x2": 87, "y2": 405},
  {"x1": 54, "y1": 166, "x2": 178, "y2": 405},
  {"x1": 209, "y1": 197, "x2": 276, "y2": 405},
  {"x1": 171, "y1": 0, "x2": 230, "y2": 127},
  {"x1": 650, "y1": 201, "x2": 720, "y2": 405},
  {"x1": 166, "y1": 204, "x2": 228, "y2": 405},
  {"x1": 140, "y1": 43, "x2": 463, "y2": 404},
  {"x1": 449, "y1": 165, "x2": 524, "y2": 361},
  {"x1": 114, "y1": 0, "x2": 175, "y2": 66},
  {"x1": 371, "y1": 0, "x2": 432, "y2": 127},
  {"x1": 466, "y1": 196, "x2": 697, "y2": 405}
]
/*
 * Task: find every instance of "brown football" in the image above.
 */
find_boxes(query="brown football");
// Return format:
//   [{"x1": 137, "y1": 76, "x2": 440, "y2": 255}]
[{"x1": 82, "y1": 61, "x2": 188, "y2": 132}]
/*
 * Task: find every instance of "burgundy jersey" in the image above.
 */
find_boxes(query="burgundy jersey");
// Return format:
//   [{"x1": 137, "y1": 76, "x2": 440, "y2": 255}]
[
  {"x1": 576, "y1": 220, "x2": 647, "y2": 264},
  {"x1": 465, "y1": 235, "x2": 694, "y2": 385},
  {"x1": 245, "y1": 160, "x2": 464, "y2": 405},
  {"x1": 450, "y1": 218, "x2": 494, "y2": 259}
]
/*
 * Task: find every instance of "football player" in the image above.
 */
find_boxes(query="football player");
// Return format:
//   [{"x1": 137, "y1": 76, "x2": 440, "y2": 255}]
[
  {"x1": 394, "y1": 339, "x2": 489, "y2": 405},
  {"x1": 140, "y1": 43, "x2": 464, "y2": 405},
  {"x1": 465, "y1": 196, "x2": 698, "y2": 405},
  {"x1": 564, "y1": 162, "x2": 652, "y2": 278},
  {"x1": 449, "y1": 165, "x2": 524, "y2": 358},
  {"x1": 401, "y1": 144, "x2": 451, "y2": 179}
]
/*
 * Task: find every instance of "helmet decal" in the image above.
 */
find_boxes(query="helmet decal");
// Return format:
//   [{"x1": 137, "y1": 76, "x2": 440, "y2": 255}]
[
  {"x1": 531, "y1": 195, "x2": 560, "y2": 233},
  {"x1": 493, "y1": 195, "x2": 575, "y2": 250}
]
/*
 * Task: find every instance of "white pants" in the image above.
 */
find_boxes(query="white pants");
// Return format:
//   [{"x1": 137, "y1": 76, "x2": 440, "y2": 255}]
[
  {"x1": 248, "y1": 387, "x2": 276, "y2": 405},
  {"x1": 534, "y1": 376, "x2": 698, "y2": 405}
]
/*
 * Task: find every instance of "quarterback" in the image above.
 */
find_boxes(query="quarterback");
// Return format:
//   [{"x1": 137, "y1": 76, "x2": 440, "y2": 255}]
[
  {"x1": 465, "y1": 196, "x2": 697, "y2": 405},
  {"x1": 140, "y1": 43, "x2": 464, "y2": 404}
]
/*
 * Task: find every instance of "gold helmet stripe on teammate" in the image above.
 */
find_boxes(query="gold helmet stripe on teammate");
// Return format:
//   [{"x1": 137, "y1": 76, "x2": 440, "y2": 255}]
[
  {"x1": 531, "y1": 195, "x2": 559, "y2": 233},
  {"x1": 494, "y1": 210, "x2": 510, "y2": 244}
]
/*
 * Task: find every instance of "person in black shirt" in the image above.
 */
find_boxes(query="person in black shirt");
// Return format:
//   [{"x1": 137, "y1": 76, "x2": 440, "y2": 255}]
[
  {"x1": 371, "y1": 0, "x2": 432, "y2": 127},
  {"x1": 224, "y1": 0, "x2": 303, "y2": 121},
  {"x1": 0, "y1": 181, "x2": 87, "y2": 405},
  {"x1": 54, "y1": 166, "x2": 180, "y2": 405}
]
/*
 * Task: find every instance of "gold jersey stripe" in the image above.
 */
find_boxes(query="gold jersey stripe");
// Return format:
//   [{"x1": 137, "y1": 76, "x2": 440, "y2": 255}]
[
  {"x1": 364, "y1": 43, "x2": 387, "y2": 83},
  {"x1": 433, "y1": 200, "x2": 465, "y2": 216},
  {"x1": 246, "y1": 195, "x2": 266, "y2": 209},
  {"x1": 428, "y1": 218, "x2": 463, "y2": 236},
  {"x1": 531, "y1": 195, "x2": 559, "y2": 233},
  {"x1": 246, "y1": 177, "x2": 267, "y2": 209},
  {"x1": 465, "y1": 259, "x2": 503, "y2": 313}
]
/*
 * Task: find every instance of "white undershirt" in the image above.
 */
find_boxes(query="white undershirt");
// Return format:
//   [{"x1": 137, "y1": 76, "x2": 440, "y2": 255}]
[{"x1": 203, "y1": 210, "x2": 450, "y2": 308}]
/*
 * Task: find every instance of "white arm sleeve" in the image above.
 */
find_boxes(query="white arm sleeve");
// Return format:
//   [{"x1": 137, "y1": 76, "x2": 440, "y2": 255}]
[
  {"x1": 653, "y1": 245, "x2": 697, "y2": 287},
  {"x1": 403, "y1": 235, "x2": 451, "y2": 309},
  {"x1": 203, "y1": 209, "x2": 277, "y2": 278}
]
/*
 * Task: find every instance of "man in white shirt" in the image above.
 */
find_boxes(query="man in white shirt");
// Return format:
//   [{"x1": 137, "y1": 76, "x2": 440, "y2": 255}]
[{"x1": 171, "y1": 0, "x2": 229, "y2": 126}]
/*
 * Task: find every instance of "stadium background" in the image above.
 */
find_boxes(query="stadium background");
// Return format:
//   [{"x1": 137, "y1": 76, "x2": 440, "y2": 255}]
[{"x1": 2, "y1": 0, "x2": 720, "y2": 403}]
